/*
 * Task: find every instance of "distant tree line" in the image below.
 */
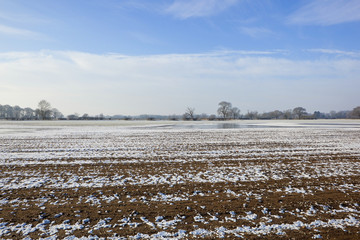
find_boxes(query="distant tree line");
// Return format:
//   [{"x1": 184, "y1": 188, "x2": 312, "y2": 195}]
[
  {"x1": 1, "y1": 100, "x2": 359, "y2": 121},
  {"x1": 245, "y1": 106, "x2": 360, "y2": 120},
  {"x1": 0, "y1": 100, "x2": 63, "y2": 120},
  {"x1": 0, "y1": 100, "x2": 109, "y2": 121},
  {"x1": 179, "y1": 102, "x2": 360, "y2": 121},
  {"x1": 207, "y1": 103, "x2": 359, "y2": 120},
  {"x1": 66, "y1": 113, "x2": 106, "y2": 121},
  {"x1": 117, "y1": 103, "x2": 359, "y2": 121}
]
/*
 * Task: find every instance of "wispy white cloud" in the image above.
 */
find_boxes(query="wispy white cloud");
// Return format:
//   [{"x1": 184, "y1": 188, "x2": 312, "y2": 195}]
[
  {"x1": 166, "y1": 0, "x2": 239, "y2": 19},
  {"x1": 0, "y1": 4, "x2": 51, "y2": 40},
  {"x1": 0, "y1": 50, "x2": 359, "y2": 115},
  {"x1": 288, "y1": 0, "x2": 360, "y2": 25},
  {"x1": 0, "y1": 24, "x2": 43, "y2": 38},
  {"x1": 209, "y1": 49, "x2": 282, "y2": 56},
  {"x1": 136, "y1": 50, "x2": 283, "y2": 59},
  {"x1": 307, "y1": 48, "x2": 360, "y2": 57},
  {"x1": 0, "y1": 11, "x2": 49, "y2": 25}
]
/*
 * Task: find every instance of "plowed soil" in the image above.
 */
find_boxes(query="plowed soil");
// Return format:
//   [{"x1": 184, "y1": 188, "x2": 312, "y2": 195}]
[{"x1": 0, "y1": 123, "x2": 359, "y2": 239}]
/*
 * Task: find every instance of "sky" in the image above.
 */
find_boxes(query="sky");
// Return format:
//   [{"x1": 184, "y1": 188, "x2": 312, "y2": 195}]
[{"x1": 0, "y1": 0, "x2": 359, "y2": 116}]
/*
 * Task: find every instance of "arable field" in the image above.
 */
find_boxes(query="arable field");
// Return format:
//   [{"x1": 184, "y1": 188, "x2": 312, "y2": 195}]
[{"x1": 0, "y1": 120, "x2": 360, "y2": 239}]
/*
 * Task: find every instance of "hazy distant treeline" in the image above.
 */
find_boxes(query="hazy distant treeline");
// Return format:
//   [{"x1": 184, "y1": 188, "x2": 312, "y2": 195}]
[
  {"x1": 130, "y1": 106, "x2": 359, "y2": 121},
  {"x1": 0, "y1": 101, "x2": 63, "y2": 120},
  {"x1": 1, "y1": 100, "x2": 359, "y2": 121}
]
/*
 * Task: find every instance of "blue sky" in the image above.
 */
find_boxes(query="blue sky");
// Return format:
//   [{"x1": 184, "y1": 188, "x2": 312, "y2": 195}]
[{"x1": 1, "y1": 0, "x2": 360, "y2": 116}]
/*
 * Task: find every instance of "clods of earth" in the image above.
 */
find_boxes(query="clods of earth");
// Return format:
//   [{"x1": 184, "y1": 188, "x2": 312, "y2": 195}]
[{"x1": 0, "y1": 121, "x2": 359, "y2": 239}]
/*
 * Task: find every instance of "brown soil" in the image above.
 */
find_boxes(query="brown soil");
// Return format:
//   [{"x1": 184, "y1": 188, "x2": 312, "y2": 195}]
[{"x1": 0, "y1": 128, "x2": 359, "y2": 239}]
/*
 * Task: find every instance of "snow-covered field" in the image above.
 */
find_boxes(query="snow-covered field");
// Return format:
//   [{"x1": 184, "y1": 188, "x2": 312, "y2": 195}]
[{"x1": 0, "y1": 120, "x2": 359, "y2": 239}]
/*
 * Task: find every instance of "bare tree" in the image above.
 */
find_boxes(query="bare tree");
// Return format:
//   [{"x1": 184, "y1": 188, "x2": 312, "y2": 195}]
[
  {"x1": 270, "y1": 110, "x2": 283, "y2": 119},
  {"x1": 282, "y1": 109, "x2": 293, "y2": 119},
  {"x1": 230, "y1": 107, "x2": 240, "y2": 119},
  {"x1": 329, "y1": 110, "x2": 337, "y2": 119},
  {"x1": 37, "y1": 100, "x2": 52, "y2": 120},
  {"x1": 67, "y1": 113, "x2": 79, "y2": 120},
  {"x1": 52, "y1": 108, "x2": 63, "y2": 120},
  {"x1": 350, "y1": 106, "x2": 360, "y2": 119},
  {"x1": 313, "y1": 111, "x2": 322, "y2": 119},
  {"x1": 217, "y1": 101, "x2": 232, "y2": 120},
  {"x1": 246, "y1": 111, "x2": 259, "y2": 120},
  {"x1": 24, "y1": 108, "x2": 35, "y2": 120},
  {"x1": 208, "y1": 114, "x2": 217, "y2": 121},
  {"x1": 82, "y1": 113, "x2": 89, "y2": 120},
  {"x1": 3, "y1": 105, "x2": 14, "y2": 119},
  {"x1": 184, "y1": 107, "x2": 195, "y2": 120},
  {"x1": 293, "y1": 107, "x2": 307, "y2": 119},
  {"x1": 199, "y1": 113, "x2": 209, "y2": 120},
  {"x1": 12, "y1": 106, "x2": 22, "y2": 120},
  {"x1": 0, "y1": 105, "x2": 4, "y2": 119},
  {"x1": 0, "y1": 105, "x2": 35, "y2": 120}
]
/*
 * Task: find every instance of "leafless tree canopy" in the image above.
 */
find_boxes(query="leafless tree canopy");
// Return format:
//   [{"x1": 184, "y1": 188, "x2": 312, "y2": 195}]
[
  {"x1": 184, "y1": 107, "x2": 196, "y2": 120},
  {"x1": 293, "y1": 107, "x2": 307, "y2": 119},
  {"x1": 37, "y1": 100, "x2": 52, "y2": 120},
  {"x1": 0, "y1": 101, "x2": 63, "y2": 120},
  {"x1": 230, "y1": 107, "x2": 241, "y2": 119},
  {"x1": 0, "y1": 100, "x2": 358, "y2": 121},
  {"x1": 350, "y1": 106, "x2": 360, "y2": 119},
  {"x1": 217, "y1": 101, "x2": 232, "y2": 119}
]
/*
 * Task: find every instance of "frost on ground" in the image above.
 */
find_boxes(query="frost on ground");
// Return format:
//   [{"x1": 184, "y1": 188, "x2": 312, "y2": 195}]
[{"x1": 0, "y1": 121, "x2": 360, "y2": 239}]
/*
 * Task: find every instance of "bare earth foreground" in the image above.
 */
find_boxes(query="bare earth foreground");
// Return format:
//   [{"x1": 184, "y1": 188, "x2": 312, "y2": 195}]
[{"x1": 0, "y1": 120, "x2": 360, "y2": 239}]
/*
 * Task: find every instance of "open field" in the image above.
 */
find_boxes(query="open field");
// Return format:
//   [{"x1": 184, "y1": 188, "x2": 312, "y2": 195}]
[{"x1": 0, "y1": 120, "x2": 360, "y2": 239}]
